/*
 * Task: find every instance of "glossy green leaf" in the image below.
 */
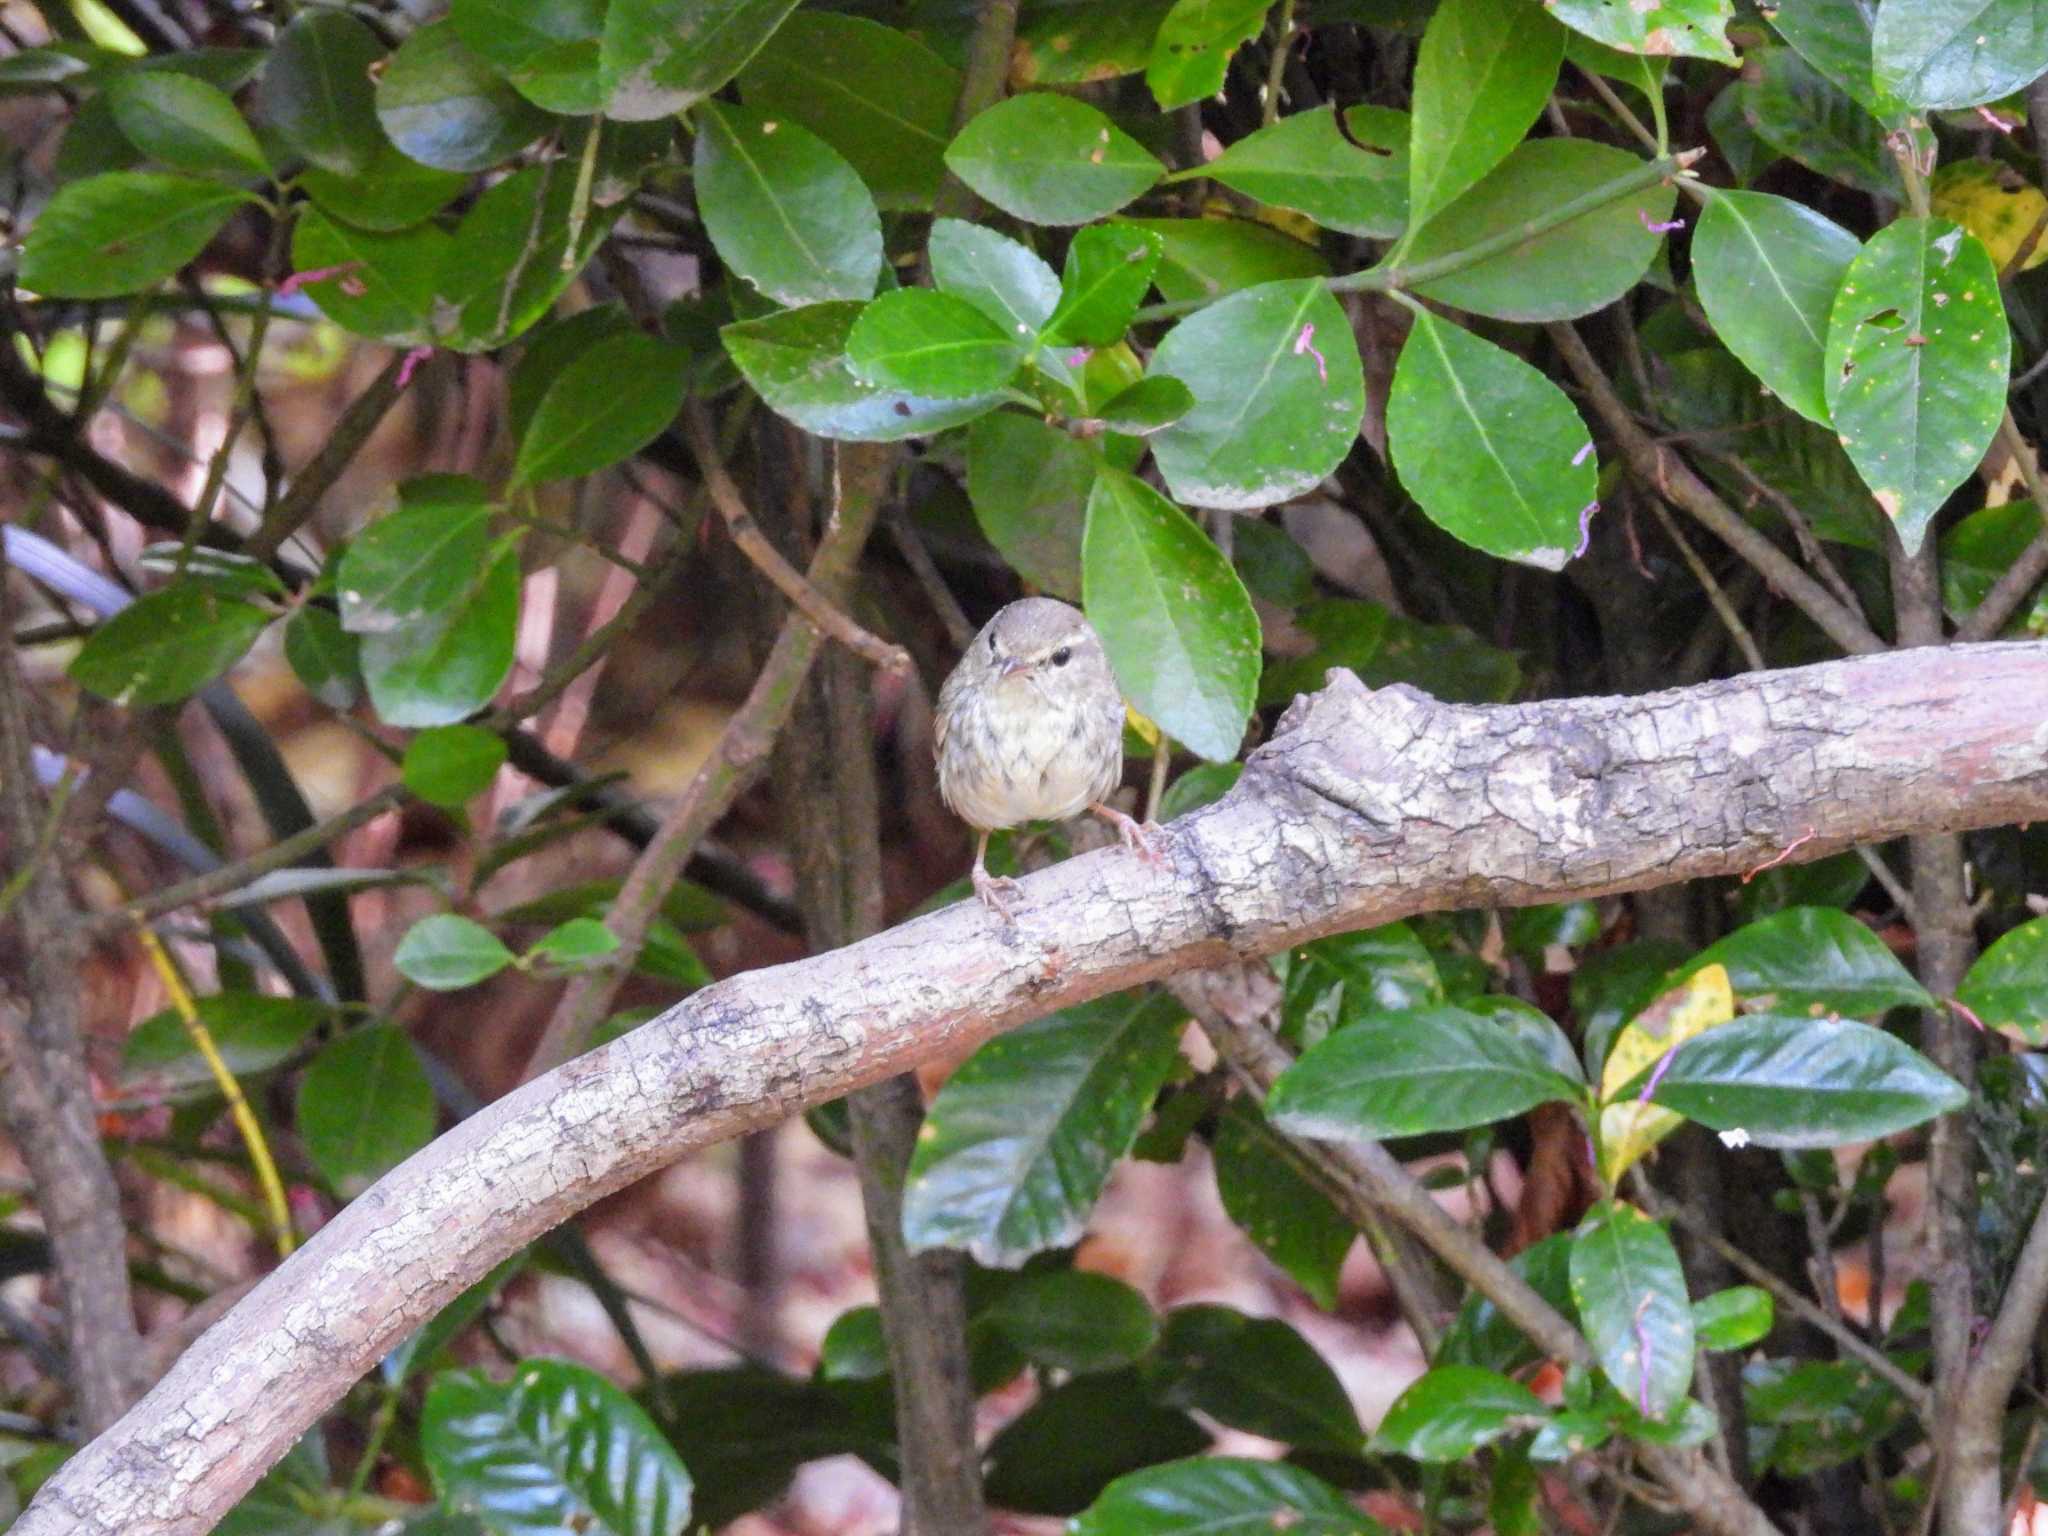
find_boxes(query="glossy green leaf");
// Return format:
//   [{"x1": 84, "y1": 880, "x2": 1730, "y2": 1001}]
[
  {"x1": 1407, "y1": 0, "x2": 1563, "y2": 231},
  {"x1": 336, "y1": 476, "x2": 494, "y2": 635},
  {"x1": 901, "y1": 992, "x2": 1186, "y2": 1266},
  {"x1": 695, "y1": 100, "x2": 882, "y2": 307},
  {"x1": 598, "y1": 0, "x2": 801, "y2": 120},
  {"x1": 1437, "y1": 1232, "x2": 1576, "y2": 1378},
  {"x1": 296, "y1": 1025, "x2": 436, "y2": 1195},
  {"x1": 450, "y1": 0, "x2": 604, "y2": 114},
  {"x1": 1745, "y1": 1357, "x2": 1908, "y2": 1476},
  {"x1": 1825, "y1": 217, "x2": 2010, "y2": 553},
  {"x1": 1546, "y1": 0, "x2": 1735, "y2": 64},
  {"x1": 258, "y1": 11, "x2": 383, "y2": 177},
  {"x1": 1277, "y1": 923, "x2": 1445, "y2": 1051},
  {"x1": 1121, "y1": 216, "x2": 1327, "y2": 303},
  {"x1": 1694, "y1": 1285, "x2": 1774, "y2": 1350},
  {"x1": 1203, "y1": 105, "x2": 1409, "y2": 238},
  {"x1": 1406, "y1": 138, "x2": 1672, "y2": 322},
  {"x1": 1231, "y1": 517, "x2": 1314, "y2": 606},
  {"x1": 1149, "y1": 278, "x2": 1364, "y2": 510},
  {"x1": 1074, "y1": 1456, "x2": 1374, "y2": 1536},
  {"x1": 106, "y1": 72, "x2": 267, "y2": 178},
  {"x1": 1145, "y1": 0, "x2": 1272, "y2": 111},
  {"x1": 1771, "y1": 0, "x2": 1900, "y2": 115},
  {"x1": 395, "y1": 913, "x2": 517, "y2": 990},
  {"x1": 1694, "y1": 190, "x2": 1861, "y2": 426},
  {"x1": 402, "y1": 725, "x2": 508, "y2": 807},
  {"x1": 723, "y1": 302, "x2": 1002, "y2": 441},
  {"x1": 1048, "y1": 224, "x2": 1164, "y2": 347},
  {"x1": 1387, "y1": 309, "x2": 1596, "y2": 571},
  {"x1": 513, "y1": 331, "x2": 688, "y2": 485},
  {"x1": 1872, "y1": 0, "x2": 2048, "y2": 110},
  {"x1": 1088, "y1": 377, "x2": 1194, "y2": 435},
  {"x1": 982, "y1": 1271, "x2": 1159, "y2": 1373},
  {"x1": 423, "y1": 1360, "x2": 692, "y2": 1536},
  {"x1": 1942, "y1": 502, "x2": 2048, "y2": 635},
  {"x1": 525, "y1": 917, "x2": 621, "y2": 969},
  {"x1": 508, "y1": 306, "x2": 638, "y2": 441},
  {"x1": 845, "y1": 288, "x2": 1025, "y2": 397},
  {"x1": 123, "y1": 994, "x2": 324, "y2": 1092},
  {"x1": 289, "y1": 208, "x2": 450, "y2": 345},
  {"x1": 1735, "y1": 851, "x2": 1873, "y2": 924},
  {"x1": 1376, "y1": 1365, "x2": 1548, "y2": 1461},
  {"x1": 1144, "y1": 1305, "x2": 1363, "y2": 1452},
  {"x1": 945, "y1": 94, "x2": 1163, "y2": 226},
  {"x1": 932, "y1": 218, "x2": 1059, "y2": 339},
  {"x1": 290, "y1": 607, "x2": 366, "y2": 710},
  {"x1": 1570, "y1": 1200, "x2": 1693, "y2": 1418},
  {"x1": 360, "y1": 544, "x2": 521, "y2": 728},
  {"x1": 966, "y1": 412, "x2": 1093, "y2": 600},
  {"x1": 1742, "y1": 44, "x2": 1895, "y2": 197},
  {"x1": 1082, "y1": 469, "x2": 1261, "y2": 761},
  {"x1": 70, "y1": 585, "x2": 270, "y2": 705},
  {"x1": 20, "y1": 172, "x2": 254, "y2": 299},
  {"x1": 1956, "y1": 915, "x2": 2048, "y2": 1043},
  {"x1": 1211, "y1": 1099, "x2": 1354, "y2": 1309},
  {"x1": 299, "y1": 131, "x2": 468, "y2": 231},
  {"x1": 440, "y1": 160, "x2": 622, "y2": 351},
  {"x1": 736, "y1": 13, "x2": 957, "y2": 210},
  {"x1": 817, "y1": 1305, "x2": 888, "y2": 1381},
  {"x1": 1629, "y1": 1013, "x2": 1969, "y2": 1146},
  {"x1": 1268, "y1": 1004, "x2": 1583, "y2": 1141},
  {"x1": 1015, "y1": 1, "x2": 1178, "y2": 85},
  {"x1": 983, "y1": 1369, "x2": 1209, "y2": 1516},
  {"x1": 1675, "y1": 906, "x2": 1934, "y2": 1016},
  {"x1": 0, "y1": 49, "x2": 93, "y2": 93},
  {"x1": 375, "y1": 20, "x2": 548, "y2": 173}
]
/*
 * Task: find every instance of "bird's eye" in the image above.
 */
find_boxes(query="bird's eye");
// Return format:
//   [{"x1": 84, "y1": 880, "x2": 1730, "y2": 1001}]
[
  {"x1": 1051, "y1": 646, "x2": 1072, "y2": 667},
  {"x1": 987, "y1": 632, "x2": 998, "y2": 655}
]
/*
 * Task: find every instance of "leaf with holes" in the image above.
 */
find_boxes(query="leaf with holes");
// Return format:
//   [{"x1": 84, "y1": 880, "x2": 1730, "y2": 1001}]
[{"x1": 1145, "y1": 0, "x2": 1272, "y2": 111}]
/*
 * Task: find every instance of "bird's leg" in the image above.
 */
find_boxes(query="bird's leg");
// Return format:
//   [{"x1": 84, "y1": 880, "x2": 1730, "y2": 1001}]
[
  {"x1": 1090, "y1": 802, "x2": 1166, "y2": 865},
  {"x1": 970, "y1": 829, "x2": 1020, "y2": 919}
]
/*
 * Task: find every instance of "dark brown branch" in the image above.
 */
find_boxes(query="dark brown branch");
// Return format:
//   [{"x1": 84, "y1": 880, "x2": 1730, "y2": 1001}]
[
  {"x1": 19, "y1": 642, "x2": 2048, "y2": 1536},
  {"x1": 244, "y1": 353, "x2": 407, "y2": 563}
]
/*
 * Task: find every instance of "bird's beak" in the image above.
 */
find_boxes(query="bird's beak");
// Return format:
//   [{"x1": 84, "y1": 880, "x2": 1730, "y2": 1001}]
[{"x1": 998, "y1": 656, "x2": 1028, "y2": 679}]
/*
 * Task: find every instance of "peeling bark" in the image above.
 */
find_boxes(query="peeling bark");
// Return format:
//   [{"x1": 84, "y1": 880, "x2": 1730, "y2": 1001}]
[{"x1": 17, "y1": 643, "x2": 2048, "y2": 1535}]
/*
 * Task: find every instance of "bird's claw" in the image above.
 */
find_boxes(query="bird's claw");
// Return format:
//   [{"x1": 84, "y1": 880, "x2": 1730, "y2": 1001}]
[
  {"x1": 972, "y1": 866, "x2": 1021, "y2": 921},
  {"x1": 1092, "y1": 803, "x2": 1167, "y2": 867}
]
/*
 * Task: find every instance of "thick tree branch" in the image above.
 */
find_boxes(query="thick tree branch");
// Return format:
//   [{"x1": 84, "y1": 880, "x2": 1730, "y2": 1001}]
[{"x1": 18, "y1": 642, "x2": 2048, "y2": 1535}]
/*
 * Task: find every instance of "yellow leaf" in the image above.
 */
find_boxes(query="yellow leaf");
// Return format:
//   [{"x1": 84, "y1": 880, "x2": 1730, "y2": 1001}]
[
  {"x1": 1596, "y1": 963, "x2": 1735, "y2": 1183},
  {"x1": 1931, "y1": 160, "x2": 2048, "y2": 273},
  {"x1": 1125, "y1": 703, "x2": 1161, "y2": 747}
]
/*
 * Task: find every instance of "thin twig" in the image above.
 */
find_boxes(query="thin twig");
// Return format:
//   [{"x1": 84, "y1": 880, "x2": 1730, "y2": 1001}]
[
  {"x1": 683, "y1": 402, "x2": 910, "y2": 674},
  {"x1": 1957, "y1": 410, "x2": 2048, "y2": 641},
  {"x1": 1644, "y1": 497, "x2": 1765, "y2": 669},
  {"x1": 1856, "y1": 844, "x2": 1920, "y2": 926},
  {"x1": 888, "y1": 508, "x2": 975, "y2": 650},
  {"x1": 1261, "y1": 0, "x2": 1296, "y2": 126},
  {"x1": 1699, "y1": 446, "x2": 1870, "y2": 626},
  {"x1": 244, "y1": 352, "x2": 407, "y2": 563}
]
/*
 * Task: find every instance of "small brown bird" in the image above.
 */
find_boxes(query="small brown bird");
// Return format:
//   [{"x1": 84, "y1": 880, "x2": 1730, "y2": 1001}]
[{"x1": 934, "y1": 597, "x2": 1159, "y2": 917}]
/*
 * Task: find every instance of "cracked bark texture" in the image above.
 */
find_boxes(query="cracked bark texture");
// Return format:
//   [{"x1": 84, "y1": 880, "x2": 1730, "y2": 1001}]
[{"x1": 17, "y1": 642, "x2": 2048, "y2": 1535}]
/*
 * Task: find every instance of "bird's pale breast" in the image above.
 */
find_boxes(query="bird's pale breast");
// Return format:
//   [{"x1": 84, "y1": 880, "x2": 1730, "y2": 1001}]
[{"x1": 937, "y1": 678, "x2": 1122, "y2": 832}]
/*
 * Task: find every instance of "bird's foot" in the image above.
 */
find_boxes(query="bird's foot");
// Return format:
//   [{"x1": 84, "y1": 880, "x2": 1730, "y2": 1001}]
[
  {"x1": 1091, "y1": 803, "x2": 1167, "y2": 866},
  {"x1": 972, "y1": 865, "x2": 1022, "y2": 920}
]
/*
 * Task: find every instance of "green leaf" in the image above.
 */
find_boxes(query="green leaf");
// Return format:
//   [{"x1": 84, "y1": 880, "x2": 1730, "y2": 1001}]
[
  {"x1": 983, "y1": 1370, "x2": 1210, "y2": 1516},
  {"x1": 289, "y1": 207, "x2": 451, "y2": 345},
  {"x1": 845, "y1": 288, "x2": 1025, "y2": 398},
  {"x1": 123, "y1": 994, "x2": 324, "y2": 1092},
  {"x1": 1406, "y1": 138, "x2": 1674, "y2": 322},
  {"x1": 439, "y1": 160, "x2": 623, "y2": 350},
  {"x1": 1675, "y1": 906, "x2": 1935, "y2": 1016},
  {"x1": 512, "y1": 331, "x2": 688, "y2": 486},
  {"x1": 1438, "y1": 1232, "x2": 1576, "y2": 1377},
  {"x1": 1824, "y1": 217, "x2": 2010, "y2": 552},
  {"x1": 1145, "y1": 0, "x2": 1272, "y2": 111},
  {"x1": 1268, "y1": 1004, "x2": 1583, "y2": 1141},
  {"x1": 70, "y1": 584, "x2": 271, "y2": 705},
  {"x1": 901, "y1": 992, "x2": 1186, "y2": 1266},
  {"x1": 1694, "y1": 1285, "x2": 1774, "y2": 1350},
  {"x1": 1212, "y1": 1099, "x2": 1354, "y2": 1309},
  {"x1": 361, "y1": 545, "x2": 521, "y2": 727},
  {"x1": 1231, "y1": 517, "x2": 1314, "y2": 607},
  {"x1": 1873, "y1": 0, "x2": 2048, "y2": 110},
  {"x1": 450, "y1": 0, "x2": 604, "y2": 115},
  {"x1": 1745, "y1": 1357, "x2": 1908, "y2": 1475},
  {"x1": 1407, "y1": 0, "x2": 1563, "y2": 231},
  {"x1": 300, "y1": 132, "x2": 469, "y2": 231},
  {"x1": 736, "y1": 12, "x2": 958, "y2": 211},
  {"x1": 1016, "y1": 1, "x2": 1178, "y2": 86},
  {"x1": 375, "y1": 19, "x2": 548, "y2": 173},
  {"x1": 695, "y1": 100, "x2": 882, "y2": 307},
  {"x1": 337, "y1": 476, "x2": 495, "y2": 634},
  {"x1": 1376, "y1": 1365, "x2": 1548, "y2": 1461},
  {"x1": 945, "y1": 94, "x2": 1163, "y2": 226},
  {"x1": 395, "y1": 913, "x2": 517, "y2": 990},
  {"x1": 1694, "y1": 190, "x2": 1862, "y2": 426},
  {"x1": 817, "y1": 1305, "x2": 888, "y2": 1381},
  {"x1": 296, "y1": 1025, "x2": 436, "y2": 1195},
  {"x1": 1146, "y1": 1304, "x2": 1364, "y2": 1451},
  {"x1": 929, "y1": 217, "x2": 1061, "y2": 339},
  {"x1": 1202, "y1": 105, "x2": 1410, "y2": 238},
  {"x1": 508, "y1": 305, "x2": 639, "y2": 441},
  {"x1": 981, "y1": 1270, "x2": 1159, "y2": 1373},
  {"x1": 257, "y1": 11, "x2": 383, "y2": 177},
  {"x1": 723, "y1": 302, "x2": 1003, "y2": 441},
  {"x1": 1546, "y1": 0, "x2": 1736, "y2": 64},
  {"x1": 1278, "y1": 923, "x2": 1446, "y2": 1051},
  {"x1": 1047, "y1": 224, "x2": 1164, "y2": 347},
  {"x1": 1742, "y1": 44, "x2": 1895, "y2": 197},
  {"x1": 423, "y1": 1360, "x2": 692, "y2": 1536},
  {"x1": 598, "y1": 0, "x2": 800, "y2": 121},
  {"x1": 1735, "y1": 851, "x2": 1873, "y2": 925},
  {"x1": 1087, "y1": 377, "x2": 1194, "y2": 435},
  {"x1": 525, "y1": 917, "x2": 621, "y2": 969},
  {"x1": 20, "y1": 171, "x2": 254, "y2": 299},
  {"x1": 1630, "y1": 1013, "x2": 1969, "y2": 1146},
  {"x1": 106, "y1": 72, "x2": 267, "y2": 178},
  {"x1": 1082, "y1": 469, "x2": 1260, "y2": 761},
  {"x1": 1259, "y1": 599, "x2": 1520, "y2": 708},
  {"x1": 1121, "y1": 216, "x2": 1327, "y2": 303},
  {"x1": 1942, "y1": 502, "x2": 2048, "y2": 635},
  {"x1": 967, "y1": 412, "x2": 1093, "y2": 600},
  {"x1": 402, "y1": 725, "x2": 508, "y2": 807},
  {"x1": 1387, "y1": 309, "x2": 1596, "y2": 571},
  {"x1": 1149, "y1": 278, "x2": 1364, "y2": 510},
  {"x1": 1569, "y1": 1200, "x2": 1693, "y2": 1418},
  {"x1": 1771, "y1": 0, "x2": 1901, "y2": 116},
  {"x1": 1074, "y1": 1456, "x2": 1374, "y2": 1535},
  {"x1": 1956, "y1": 915, "x2": 2048, "y2": 1043}
]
